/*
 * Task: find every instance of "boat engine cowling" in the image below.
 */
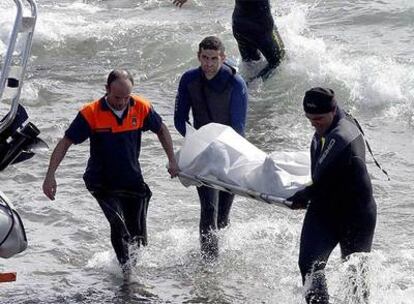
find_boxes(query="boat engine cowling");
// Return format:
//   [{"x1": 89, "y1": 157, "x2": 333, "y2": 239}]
[
  {"x1": 0, "y1": 192, "x2": 27, "y2": 258},
  {"x1": 0, "y1": 104, "x2": 43, "y2": 171}
]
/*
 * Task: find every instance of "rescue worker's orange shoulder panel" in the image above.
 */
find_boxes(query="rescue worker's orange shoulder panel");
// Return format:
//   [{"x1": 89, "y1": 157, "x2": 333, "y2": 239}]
[
  {"x1": 79, "y1": 96, "x2": 154, "y2": 134},
  {"x1": 80, "y1": 99, "x2": 114, "y2": 131},
  {"x1": 131, "y1": 95, "x2": 152, "y2": 120},
  {"x1": 79, "y1": 100, "x2": 100, "y2": 130}
]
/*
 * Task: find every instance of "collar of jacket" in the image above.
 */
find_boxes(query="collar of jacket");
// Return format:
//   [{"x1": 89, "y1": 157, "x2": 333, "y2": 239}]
[
  {"x1": 199, "y1": 64, "x2": 234, "y2": 93},
  {"x1": 99, "y1": 96, "x2": 135, "y2": 111}
]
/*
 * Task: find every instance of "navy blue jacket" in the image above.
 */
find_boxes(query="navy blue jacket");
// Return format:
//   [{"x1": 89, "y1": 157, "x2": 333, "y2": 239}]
[
  {"x1": 65, "y1": 96, "x2": 162, "y2": 192},
  {"x1": 174, "y1": 64, "x2": 248, "y2": 136}
]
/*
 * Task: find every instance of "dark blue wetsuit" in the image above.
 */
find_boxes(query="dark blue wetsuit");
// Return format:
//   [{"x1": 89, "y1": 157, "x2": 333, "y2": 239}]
[
  {"x1": 297, "y1": 108, "x2": 377, "y2": 303},
  {"x1": 174, "y1": 64, "x2": 247, "y2": 259},
  {"x1": 232, "y1": 0, "x2": 285, "y2": 81},
  {"x1": 65, "y1": 96, "x2": 162, "y2": 267}
]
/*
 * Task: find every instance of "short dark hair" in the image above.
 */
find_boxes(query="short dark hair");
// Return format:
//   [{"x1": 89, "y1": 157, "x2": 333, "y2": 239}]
[
  {"x1": 106, "y1": 69, "x2": 134, "y2": 87},
  {"x1": 198, "y1": 36, "x2": 225, "y2": 53}
]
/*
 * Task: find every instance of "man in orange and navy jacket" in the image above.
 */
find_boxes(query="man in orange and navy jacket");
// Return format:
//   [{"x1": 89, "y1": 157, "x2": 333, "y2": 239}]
[{"x1": 43, "y1": 69, "x2": 179, "y2": 272}]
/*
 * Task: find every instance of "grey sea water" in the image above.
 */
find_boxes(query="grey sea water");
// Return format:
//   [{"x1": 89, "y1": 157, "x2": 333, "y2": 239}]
[{"x1": 0, "y1": 0, "x2": 413, "y2": 303}]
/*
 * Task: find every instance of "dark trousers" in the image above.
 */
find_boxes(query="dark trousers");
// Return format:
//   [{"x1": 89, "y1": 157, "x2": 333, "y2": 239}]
[
  {"x1": 298, "y1": 207, "x2": 376, "y2": 304},
  {"x1": 196, "y1": 186, "x2": 234, "y2": 259},
  {"x1": 233, "y1": 27, "x2": 285, "y2": 80},
  {"x1": 91, "y1": 186, "x2": 152, "y2": 266}
]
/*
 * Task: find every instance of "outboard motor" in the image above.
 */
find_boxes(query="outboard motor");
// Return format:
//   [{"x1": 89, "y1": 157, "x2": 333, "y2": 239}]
[
  {"x1": 0, "y1": 105, "x2": 44, "y2": 171},
  {"x1": 0, "y1": 0, "x2": 41, "y2": 267},
  {"x1": 0, "y1": 104, "x2": 46, "y2": 259}
]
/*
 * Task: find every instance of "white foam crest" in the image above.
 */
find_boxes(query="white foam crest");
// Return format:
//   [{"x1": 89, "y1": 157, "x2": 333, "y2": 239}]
[
  {"x1": 348, "y1": 57, "x2": 411, "y2": 107},
  {"x1": 140, "y1": 0, "x2": 199, "y2": 10},
  {"x1": 0, "y1": 42, "x2": 5, "y2": 58},
  {"x1": 136, "y1": 227, "x2": 199, "y2": 268},
  {"x1": 0, "y1": 80, "x2": 38, "y2": 110},
  {"x1": 379, "y1": 0, "x2": 414, "y2": 10},
  {"x1": 222, "y1": 216, "x2": 299, "y2": 253},
  {"x1": 279, "y1": 2, "x2": 413, "y2": 111},
  {"x1": 28, "y1": 1, "x2": 210, "y2": 49},
  {"x1": 31, "y1": 10, "x2": 183, "y2": 52},
  {"x1": 15, "y1": 4, "x2": 140, "y2": 48},
  {"x1": 364, "y1": 250, "x2": 414, "y2": 303},
  {"x1": 86, "y1": 250, "x2": 120, "y2": 274},
  {"x1": 0, "y1": 6, "x2": 15, "y2": 57},
  {"x1": 217, "y1": 216, "x2": 303, "y2": 302},
  {"x1": 86, "y1": 215, "x2": 301, "y2": 275},
  {"x1": 0, "y1": 31, "x2": 8, "y2": 55},
  {"x1": 0, "y1": 1, "x2": 16, "y2": 11},
  {"x1": 20, "y1": 80, "x2": 39, "y2": 104},
  {"x1": 34, "y1": 12, "x2": 114, "y2": 44},
  {"x1": 326, "y1": 250, "x2": 414, "y2": 303},
  {"x1": 61, "y1": 1, "x2": 104, "y2": 14}
]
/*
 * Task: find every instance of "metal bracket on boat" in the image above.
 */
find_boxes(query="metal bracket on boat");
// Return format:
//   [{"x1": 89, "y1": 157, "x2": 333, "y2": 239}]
[
  {"x1": 0, "y1": 0, "x2": 38, "y2": 274},
  {"x1": 0, "y1": 0, "x2": 38, "y2": 134}
]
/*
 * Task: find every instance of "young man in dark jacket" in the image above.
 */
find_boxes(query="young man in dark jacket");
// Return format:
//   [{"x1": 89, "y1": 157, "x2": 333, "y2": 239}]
[{"x1": 174, "y1": 36, "x2": 248, "y2": 260}]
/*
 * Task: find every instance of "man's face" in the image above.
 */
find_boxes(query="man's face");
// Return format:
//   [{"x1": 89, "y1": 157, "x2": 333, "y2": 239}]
[
  {"x1": 106, "y1": 79, "x2": 132, "y2": 111},
  {"x1": 305, "y1": 110, "x2": 336, "y2": 136},
  {"x1": 198, "y1": 48, "x2": 225, "y2": 80}
]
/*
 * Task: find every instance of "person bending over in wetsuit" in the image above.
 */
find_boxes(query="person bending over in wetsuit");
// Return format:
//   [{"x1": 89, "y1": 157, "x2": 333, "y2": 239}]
[
  {"x1": 172, "y1": 0, "x2": 285, "y2": 83},
  {"x1": 287, "y1": 87, "x2": 377, "y2": 304}
]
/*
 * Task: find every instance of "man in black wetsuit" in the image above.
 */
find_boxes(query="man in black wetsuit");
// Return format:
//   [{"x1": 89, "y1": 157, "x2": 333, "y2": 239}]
[
  {"x1": 287, "y1": 87, "x2": 377, "y2": 304},
  {"x1": 172, "y1": 0, "x2": 285, "y2": 82}
]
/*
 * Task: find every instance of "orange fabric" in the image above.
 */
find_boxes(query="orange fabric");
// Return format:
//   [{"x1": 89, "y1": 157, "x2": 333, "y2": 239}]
[{"x1": 80, "y1": 95, "x2": 152, "y2": 133}]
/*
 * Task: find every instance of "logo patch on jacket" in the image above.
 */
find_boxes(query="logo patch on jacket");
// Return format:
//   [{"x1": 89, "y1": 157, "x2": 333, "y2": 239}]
[
  {"x1": 132, "y1": 116, "x2": 137, "y2": 127},
  {"x1": 318, "y1": 139, "x2": 336, "y2": 164}
]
